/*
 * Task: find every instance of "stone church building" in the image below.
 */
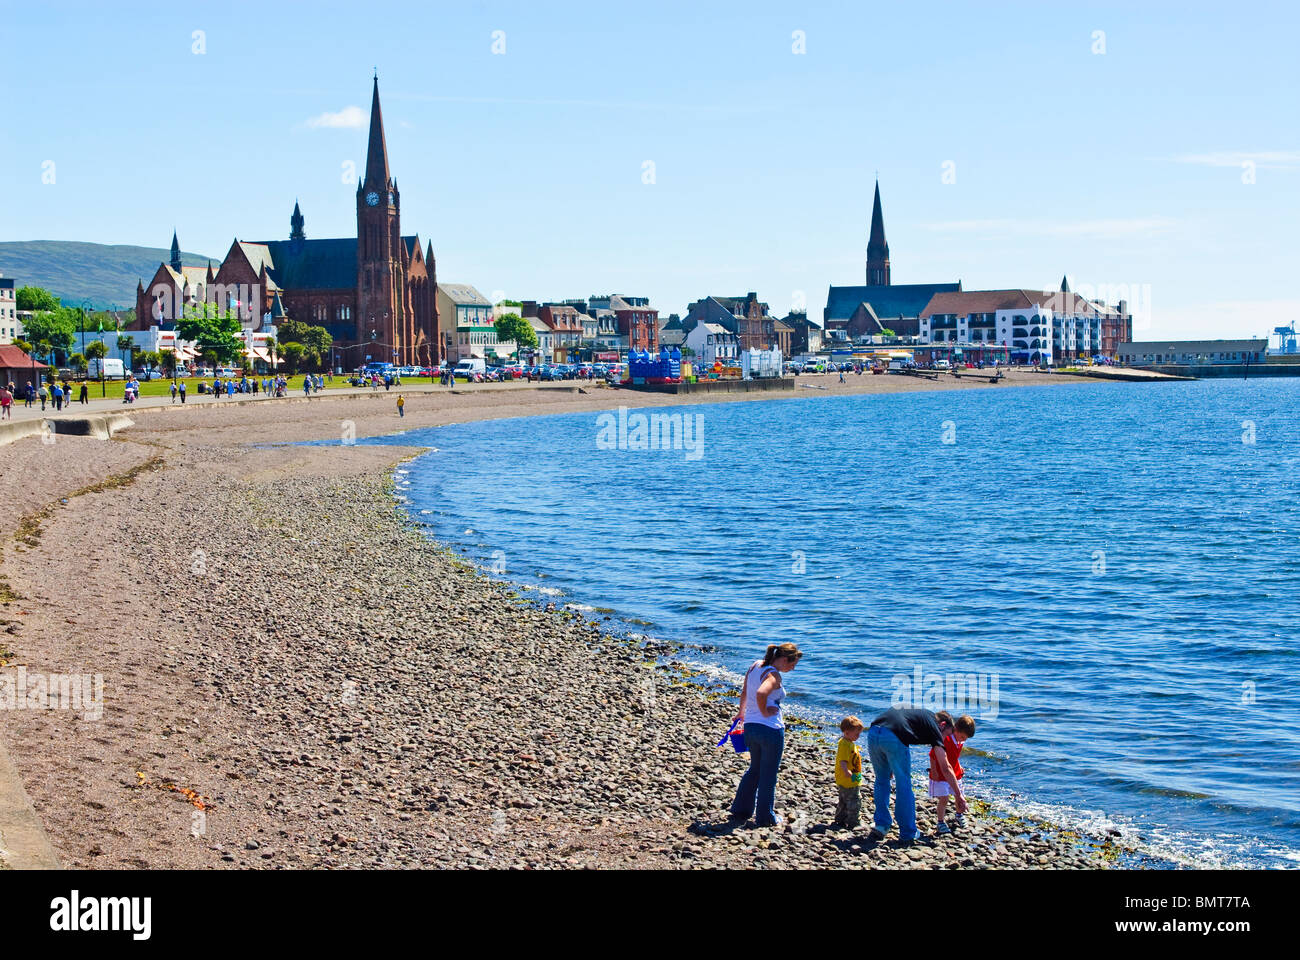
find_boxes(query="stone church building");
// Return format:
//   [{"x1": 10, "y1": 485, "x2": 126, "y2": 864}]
[{"x1": 134, "y1": 78, "x2": 439, "y2": 366}]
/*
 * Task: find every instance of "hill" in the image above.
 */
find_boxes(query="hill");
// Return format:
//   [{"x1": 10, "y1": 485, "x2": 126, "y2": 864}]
[{"x1": 0, "y1": 240, "x2": 218, "y2": 310}]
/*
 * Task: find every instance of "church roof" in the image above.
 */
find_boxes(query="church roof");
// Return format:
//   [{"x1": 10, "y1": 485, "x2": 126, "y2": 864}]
[
  {"x1": 868, "y1": 180, "x2": 888, "y2": 258},
  {"x1": 237, "y1": 241, "x2": 275, "y2": 277},
  {"x1": 825, "y1": 281, "x2": 961, "y2": 323},
  {"x1": 259, "y1": 238, "x2": 355, "y2": 290},
  {"x1": 364, "y1": 77, "x2": 390, "y2": 190},
  {"x1": 250, "y1": 235, "x2": 422, "y2": 291}
]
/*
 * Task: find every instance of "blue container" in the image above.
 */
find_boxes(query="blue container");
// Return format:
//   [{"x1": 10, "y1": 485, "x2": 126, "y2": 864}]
[{"x1": 729, "y1": 731, "x2": 747, "y2": 753}]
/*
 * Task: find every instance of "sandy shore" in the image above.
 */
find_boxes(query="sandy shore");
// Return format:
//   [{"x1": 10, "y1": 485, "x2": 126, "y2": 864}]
[{"x1": 0, "y1": 372, "x2": 1133, "y2": 869}]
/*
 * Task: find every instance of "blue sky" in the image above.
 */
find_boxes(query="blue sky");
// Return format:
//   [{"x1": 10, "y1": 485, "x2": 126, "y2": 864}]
[{"x1": 3, "y1": 0, "x2": 1297, "y2": 339}]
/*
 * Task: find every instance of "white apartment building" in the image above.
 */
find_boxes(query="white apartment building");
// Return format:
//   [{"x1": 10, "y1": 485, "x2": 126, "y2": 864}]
[{"x1": 0, "y1": 278, "x2": 19, "y2": 344}]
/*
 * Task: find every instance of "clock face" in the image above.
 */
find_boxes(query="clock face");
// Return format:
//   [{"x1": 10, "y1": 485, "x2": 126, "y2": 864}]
[{"x1": 365, "y1": 191, "x2": 380, "y2": 207}]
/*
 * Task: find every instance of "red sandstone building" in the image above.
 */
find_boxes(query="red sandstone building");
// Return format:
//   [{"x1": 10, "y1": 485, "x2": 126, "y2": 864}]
[{"x1": 134, "y1": 79, "x2": 439, "y2": 366}]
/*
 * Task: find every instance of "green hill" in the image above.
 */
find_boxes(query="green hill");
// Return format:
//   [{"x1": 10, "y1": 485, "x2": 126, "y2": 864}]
[{"x1": 0, "y1": 240, "x2": 218, "y2": 310}]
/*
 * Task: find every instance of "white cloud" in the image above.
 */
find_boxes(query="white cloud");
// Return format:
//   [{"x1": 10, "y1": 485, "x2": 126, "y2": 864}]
[
  {"x1": 923, "y1": 217, "x2": 1177, "y2": 240},
  {"x1": 306, "y1": 105, "x2": 366, "y2": 129},
  {"x1": 1173, "y1": 150, "x2": 1300, "y2": 169}
]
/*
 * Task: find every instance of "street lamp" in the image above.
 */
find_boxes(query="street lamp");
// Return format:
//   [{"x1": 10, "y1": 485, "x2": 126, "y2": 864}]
[{"x1": 79, "y1": 298, "x2": 91, "y2": 358}]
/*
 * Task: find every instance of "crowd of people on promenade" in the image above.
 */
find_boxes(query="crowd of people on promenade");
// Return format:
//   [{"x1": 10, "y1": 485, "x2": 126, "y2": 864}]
[
  {"x1": 729, "y1": 642, "x2": 975, "y2": 842},
  {"x1": 179, "y1": 373, "x2": 330, "y2": 402},
  {"x1": 2, "y1": 379, "x2": 92, "y2": 416}
]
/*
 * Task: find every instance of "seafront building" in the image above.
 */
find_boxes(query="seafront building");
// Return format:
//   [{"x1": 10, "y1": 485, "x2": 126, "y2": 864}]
[
  {"x1": 823, "y1": 181, "x2": 961, "y2": 342},
  {"x1": 588, "y1": 294, "x2": 659, "y2": 353},
  {"x1": 684, "y1": 320, "x2": 740, "y2": 366},
  {"x1": 436, "y1": 283, "x2": 496, "y2": 362},
  {"x1": 1117, "y1": 339, "x2": 1267, "y2": 365},
  {"x1": 917, "y1": 282, "x2": 1131, "y2": 365},
  {"x1": 0, "y1": 277, "x2": 18, "y2": 344},
  {"x1": 130, "y1": 79, "x2": 440, "y2": 366},
  {"x1": 682, "y1": 294, "x2": 780, "y2": 352}
]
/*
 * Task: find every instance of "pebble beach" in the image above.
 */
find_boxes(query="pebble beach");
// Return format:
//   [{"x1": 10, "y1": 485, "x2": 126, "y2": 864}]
[{"x1": 0, "y1": 373, "x2": 1137, "y2": 869}]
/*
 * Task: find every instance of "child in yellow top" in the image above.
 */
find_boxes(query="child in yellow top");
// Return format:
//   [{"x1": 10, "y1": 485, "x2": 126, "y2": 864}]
[
  {"x1": 833, "y1": 716, "x2": 864, "y2": 829},
  {"x1": 397, "y1": 394, "x2": 406, "y2": 417}
]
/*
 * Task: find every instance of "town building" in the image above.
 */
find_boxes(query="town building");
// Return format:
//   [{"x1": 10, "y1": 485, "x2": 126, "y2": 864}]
[
  {"x1": 1117, "y1": 339, "x2": 1267, "y2": 366},
  {"x1": 436, "y1": 283, "x2": 495, "y2": 362},
  {"x1": 658, "y1": 316, "x2": 686, "y2": 351},
  {"x1": 527, "y1": 315, "x2": 554, "y2": 363},
  {"x1": 823, "y1": 180, "x2": 961, "y2": 342},
  {"x1": 918, "y1": 285, "x2": 1132, "y2": 365},
  {"x1": 132, "y1": 79, "x2": 439, "y2": 367},
  {"x1": 683, "y1": 293, "x2": 779, "y2": 352},
  {"x1": 685, "y1": 321, "x2": 740, "y2": 367},
  {"x1": 780, "y1": 311, "x2": 823, "y2": 356},
  {"x1": 534, "y1": 302, "x2": 583, "y2": 362},
  {"x1": 0, "y1": 278, "x2": 18, "y2": 344},
  {"x1": 591, "y1": 294, "x2": 658, "y2": 353},
  {"x1": 0, "y1": 343, "x2": 48, "y2": 387}
]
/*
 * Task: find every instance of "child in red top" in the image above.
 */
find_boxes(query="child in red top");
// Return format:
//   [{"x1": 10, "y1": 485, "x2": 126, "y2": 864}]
[{"x1": 929, "y1": 712, "x2": 975, "y2": 835}]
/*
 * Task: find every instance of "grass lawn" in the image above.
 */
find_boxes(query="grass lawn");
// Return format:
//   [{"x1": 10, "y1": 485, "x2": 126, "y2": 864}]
[{"x1": 53, "y1": 375, "x2": 357, "y2": 400}]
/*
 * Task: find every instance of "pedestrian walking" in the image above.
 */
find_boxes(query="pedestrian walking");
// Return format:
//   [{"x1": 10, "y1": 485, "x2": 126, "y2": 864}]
[{"x1": 397, "y1": 394, "x2": 405, "y2": 418}]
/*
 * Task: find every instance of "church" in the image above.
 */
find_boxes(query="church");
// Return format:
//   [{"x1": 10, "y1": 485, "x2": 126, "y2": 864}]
[
  {"x1": 134, "y1": 78, "x2": 439, "y2": 366},
  {"x1": 823, "y1": 180, "x2": 960, "y2": 341}
]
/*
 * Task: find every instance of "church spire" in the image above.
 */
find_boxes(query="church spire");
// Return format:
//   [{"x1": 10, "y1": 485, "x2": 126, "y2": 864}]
[
  {"x1": 363, "y1": 76, "x2": 391, "y2": 190},
  {"x1": 866, "y1": 179, "x2": 890, "y2": 286},
  {"x1": 170, "y1": 230, "x2": 182, "y2": 271},
  {"x1": 290, "y1": 200, "x2": 306, "y2": 241},
  {"x1": 1060, "y1": 273, "x2": 1070, "y2": 293}
]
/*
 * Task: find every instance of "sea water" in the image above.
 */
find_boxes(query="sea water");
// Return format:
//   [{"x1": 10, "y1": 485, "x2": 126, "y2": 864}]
[{"x1": 363, "y1": 378, "x2": 1300, "y2": 868}]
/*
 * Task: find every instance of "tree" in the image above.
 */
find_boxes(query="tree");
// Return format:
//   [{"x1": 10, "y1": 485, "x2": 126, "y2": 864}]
[
  {"x1": 116, "y1": 334, "x2": 136, "y2": 369},
  {"x1": 85, "y1": 340, "x2": 108, "y2": 376},
  {"x1": 495, "y1": 313, "x2": 536, "y2": 350},
  {"x1": 274, "y1": 318, "x2": 331, "y2": 367},
  {"x1": 12, "y1": 338, "x2": 31, "y2": 355},
  {"x1": 139, "y1": 350, "x2": 161, "y2": 375},
  {"x1": 68, "y1": 352, "x2": 87, "y2": 374},
  {"x1": 15, "y1": 286, "x2": 59, "y2": 313},
  {"x1": 280, "y1": 341, "x2": 306, "y2": 374},
  {"x1": 175, "y1": 309, "x2": 243, "y2": 368},
  {"x1": 158, "y1": 347, "x2": 176, "y2": 378},
  {"x1": 23, "y1": 309, "x2": 76, "y2": 362}
]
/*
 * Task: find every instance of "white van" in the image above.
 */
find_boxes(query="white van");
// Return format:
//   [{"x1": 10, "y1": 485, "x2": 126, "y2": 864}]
[{"x1": 453, "y1": 358, "x2": 486, "y2": 378}]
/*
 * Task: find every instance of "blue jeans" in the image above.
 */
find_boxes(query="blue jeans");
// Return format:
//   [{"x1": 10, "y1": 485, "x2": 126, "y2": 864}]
[
  {"x1": 730, "y1": 723, "x2": 785, "y2": 826},
  {"x1": 867, "y1": 725, "x2": 916, "y2": 840}
]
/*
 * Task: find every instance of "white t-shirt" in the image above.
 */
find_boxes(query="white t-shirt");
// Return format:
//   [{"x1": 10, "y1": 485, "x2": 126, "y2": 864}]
[{"x1": 743, "y1": 660, "x2": 785, "y2": 730}]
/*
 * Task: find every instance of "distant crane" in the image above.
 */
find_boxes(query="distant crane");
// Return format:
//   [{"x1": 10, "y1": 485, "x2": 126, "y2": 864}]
[{"x1": 1273, "y1": 322, "x2": 1297, "y2": 355}]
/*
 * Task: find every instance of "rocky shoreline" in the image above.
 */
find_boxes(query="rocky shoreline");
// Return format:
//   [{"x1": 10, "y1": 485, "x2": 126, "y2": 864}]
[{"x1": 0, "y1": 386, "x2": 1154, "y2": 869}]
